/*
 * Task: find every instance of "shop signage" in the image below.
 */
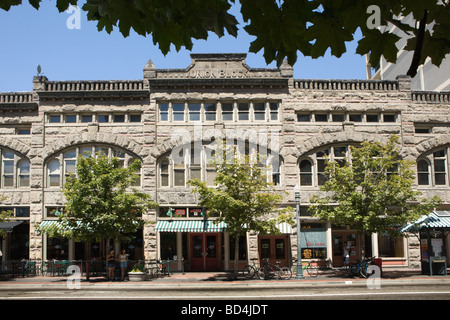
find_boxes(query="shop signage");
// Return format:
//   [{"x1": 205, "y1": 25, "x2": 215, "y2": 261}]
[{"x1": 301, "y1": 228, "x2": 327, "y2": 248}]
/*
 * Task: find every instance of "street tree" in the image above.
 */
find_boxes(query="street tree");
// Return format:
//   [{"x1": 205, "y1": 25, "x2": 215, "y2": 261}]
[
  {"x1": 37, "y1": 152, "x2": 157, "y2": 255},
  {"x1": 188, "y1": 144, "x2": 292, "y2": 278},
  {"x1": 0, "y1": 194, "x2": 14, "y2": 237},
  {"x1": 309, "y1": 136, "x2": 441, "y2": 255},
  {"x1": 1, "y1": 0, "x2": 449, "y2": 77}
]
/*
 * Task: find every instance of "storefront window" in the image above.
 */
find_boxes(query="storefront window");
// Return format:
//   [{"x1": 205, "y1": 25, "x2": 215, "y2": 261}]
[
  {"x1": 160, "y1": 232, "x2": 177, "y2": 260},
  {"x1": 229, "y1": 234, "x2": 247, "y2": 260},
  {"x1": 378, "y1": 235, "x2": 404, "y2": 257},
  {"x1": 301, "y1": 224, "x2": 327, "y2": 259},
  {"x1": 47, "y1": 237, "x2": 69, "y2": 260}
]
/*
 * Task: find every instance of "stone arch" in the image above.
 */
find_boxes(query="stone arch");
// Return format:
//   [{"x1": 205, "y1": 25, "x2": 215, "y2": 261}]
[
  {"x1": 0, "y1": 136, "x2": 31, "y2": 158},
  {"x1": 294, "y1": 131, "x2": 392, "y2": 158},
  {"x1": 411, "y1": 135, "x2": 450, "y2": 159},
  {"x1": 151, "y1": 134, "x2": 282, "y2": 161},
  {"x1": 42, "y1": 132, "x2": 147, "y2": 161}
]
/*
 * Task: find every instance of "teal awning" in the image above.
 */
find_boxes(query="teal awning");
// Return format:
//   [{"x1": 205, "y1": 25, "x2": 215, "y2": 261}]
[
  {"x1": 38, "y1": 220, "x2": 84, "y2": 233},
  {"x1": 155, "y1": 220, "x2": 227, "y2": 233},
  {"x1": 401, "y1": 211, "x2": 450, "y2": 233}
]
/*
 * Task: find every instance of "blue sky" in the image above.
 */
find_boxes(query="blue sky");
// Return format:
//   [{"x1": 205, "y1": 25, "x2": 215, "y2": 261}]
[{"x1": 0, "y1": 2, "x2": 366, "y2": 92}]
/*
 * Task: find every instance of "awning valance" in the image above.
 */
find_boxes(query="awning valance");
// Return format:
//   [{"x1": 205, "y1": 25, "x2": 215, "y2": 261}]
[{"x1": 156, "y1": 220, "x2": 227, "y2": 233}]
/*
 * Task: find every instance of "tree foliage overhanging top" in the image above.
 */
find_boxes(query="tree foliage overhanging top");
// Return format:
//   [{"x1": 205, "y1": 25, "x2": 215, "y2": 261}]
[
  {"x1": 1, "y1": 0, "x2": 449, "y2": 76},
  {"x1": 309, "y1": 136, "x2": 441, "y2": 236}
]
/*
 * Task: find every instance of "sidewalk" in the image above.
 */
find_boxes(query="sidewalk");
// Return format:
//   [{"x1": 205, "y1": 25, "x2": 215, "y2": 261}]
[{"x1": 1, "y1": 268, "x2": 449, "y2": 290}]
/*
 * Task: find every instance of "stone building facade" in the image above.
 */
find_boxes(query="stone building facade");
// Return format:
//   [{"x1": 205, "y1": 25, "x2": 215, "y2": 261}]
[{"x1": 0, "y1": 53, "x2": 449, "y2": 270}]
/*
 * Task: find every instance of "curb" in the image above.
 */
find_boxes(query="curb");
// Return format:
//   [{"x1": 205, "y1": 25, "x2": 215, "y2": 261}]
[{"x1": 1, "y1": 276, "x2": 450, "y2": 291}]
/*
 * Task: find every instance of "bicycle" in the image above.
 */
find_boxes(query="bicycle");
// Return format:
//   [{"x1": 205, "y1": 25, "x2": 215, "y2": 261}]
[
  {"x1": 291, "y1": 259, "x2": 319, "y2": 277},
  {"x1": 348, "y1": 257, "x2": 373, "y2": 278},
  {"x1": 240, "y1": 258, "x2": 259, "y2": 279},
  {"x1": 257, "y1": 258, "x2": 292, "y2": 280}
]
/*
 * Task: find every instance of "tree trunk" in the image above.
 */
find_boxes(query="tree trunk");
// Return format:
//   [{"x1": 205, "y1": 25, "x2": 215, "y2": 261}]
[
  {"x1": 233, "y1": 233, "x2": 240, "y2": 280},
  {"x1": 407, "y1": 10, "x2": 428, "y2": 78}
]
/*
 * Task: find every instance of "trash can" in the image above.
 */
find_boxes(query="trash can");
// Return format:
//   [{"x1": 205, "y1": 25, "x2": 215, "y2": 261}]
[{"x1": 372, "y1": 258, "x2": 382, "y2": 277}]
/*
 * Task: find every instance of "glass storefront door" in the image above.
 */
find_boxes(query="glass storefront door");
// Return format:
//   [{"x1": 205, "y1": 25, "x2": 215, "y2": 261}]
[
  {"x1": 190, "y1": 233, "x2": 219, "y2": 271},
  {"x1": 258, "y1": 235, "x2": 289, "y2": 267}
]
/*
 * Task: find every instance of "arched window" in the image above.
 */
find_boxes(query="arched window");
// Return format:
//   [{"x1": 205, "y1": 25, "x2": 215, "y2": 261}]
[
  {"x1": 299, "y1": 159, "x2": 313, "y2": 186},
  {"x1": 417, "y1": 159, "x2": 430, "y2": 185},
  {"x1": 299, "y1": 145, "x2": 355, "y2": 187},
  {"x1": 416, "y1": 147, "x2": 449, "y2": 186},
  {"x1": 0, "y1": 149, "x2": 29, "y2": 188},
  {"x1": 47, "y1": 145, "x2": 140, "y2": 188},
  {"x1": 48, "y1": 160, "x2": 61, "y2": 187},
  {"x1": 17, "y1": 160, "x2": 30, "y2": 187},
  {"x1": 158, "y1": 141, "x2": 283, "y2": 187}
]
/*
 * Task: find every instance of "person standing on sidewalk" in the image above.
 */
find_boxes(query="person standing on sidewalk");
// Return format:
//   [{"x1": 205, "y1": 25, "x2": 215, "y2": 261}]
[
  {"x1": 106, "y1": 249, "x2": 116, "y2": 281},
  {"x1": 343, "y1": 243, "x2": 350, "y2": 266},
  {"x1": 118, "y1": 249, "x2": 128, "y2": 281}
]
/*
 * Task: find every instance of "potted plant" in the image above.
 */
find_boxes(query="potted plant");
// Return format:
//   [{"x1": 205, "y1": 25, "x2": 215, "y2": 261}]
[{"x1": 128, "y1": 261, "x2": 146, "y2": 281}]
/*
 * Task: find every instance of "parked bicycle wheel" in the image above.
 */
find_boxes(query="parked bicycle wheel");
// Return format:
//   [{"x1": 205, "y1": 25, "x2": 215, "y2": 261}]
[
  {"x1": 278, "y1": 267, "x2": 292, "y2": 280},
  {"x1": 241, "y1": 265, "x2": 256, "y2": 279},
  {"x1": 306, "y1": 265, "x2": 319, "y2": 277},
  {"x1": 257, "y1": 266, "x2": 276, "y2": 280}
]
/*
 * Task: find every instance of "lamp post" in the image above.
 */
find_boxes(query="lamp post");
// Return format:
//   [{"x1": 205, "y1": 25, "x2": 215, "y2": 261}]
[{"x1": 294, "y1": 184, "x2": 304, "y2": 279}]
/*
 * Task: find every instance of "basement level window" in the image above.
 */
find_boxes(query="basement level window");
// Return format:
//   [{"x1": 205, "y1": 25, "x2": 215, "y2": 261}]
[{"x1": 415, "y1": 127, "x2": 431, "y2": 134}]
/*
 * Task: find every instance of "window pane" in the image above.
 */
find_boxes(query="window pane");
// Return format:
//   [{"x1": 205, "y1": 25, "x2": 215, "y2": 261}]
[
  {"x1": 254, "y1": 103, "x2": 265, "y2": 121},
  {"x1": 159, "y1": 103, "x2": 169, "y2": 121},
  {"x1": 238, "y1": 103, "x2": 249, "y2": 121},
  {"x1": 435, "y1": 173, "x2": 446, "y2": 185},
  {"x1": 418, "y1": 173, "x2": 429, "y2": 185},
  {"x1": 65, "y1": 115, "x2": 77, "y2": 123},
  {"x1": 174, "y1": 170, "x2": 185, "y2": 186},
  {"x1": 205, "y1": 103, "x2": 216, "y2": 121},
  {"x1": 270, "y1": 102, "x2": 278, "y2": 121},
  {"x1": 189, "y1": 103, "x2": 201, "y2": 121},
  {"x1": 65, "y1": 160, "x2": 76, "y2": 174},
  {"x1": 383, "y1": 114, "x2": 396, "y2": 122},
  {"x1": 3, "y1": 151, "x2": 14, "y2": 159},
  {"x1": 64, "y1": 150, "x2": 76, "y2": 159},
  {"x1": 49, "y1": 175, "x2": 60, "y2": 187},
  {"x1": 190, "y1": 167, "x2": 201, "y2": 180},
  {"x1": 81, "y1": 115, "x2": 92, "y2": 123},
  {"x1": 49, "y1": 115, "x2": 61, "y2": 123},
  {"x1": 315, "y1": 114, "x2": 328, "y2": 122},
  {"x1": 113, "y1": 114, "x2": 125, "y2": 123},
  {"x1": 367, "y1": 114, "x2": 379, "y2": 122},
  {"x1": 297, "y1": 114, "x2": 310, "y2": 122},
  {"x1": 3, "y1": 175, "x2": 13, "y2": 187},
  {"x1": 332, "y1": 114, "x2": 345, "y2": 122},
  {"x1": 130, "y1": 114, "x2": 141, "y2": 122},
  {"x1": 97, "y1": 115, "x2": 109, "y2": 123},
  {"x1": 222, "y1": 103, "x2": 233, "y2": 121},
  {"x1": 173, "y1": 103, "x2": 185, "y2": 121},
  {"x1": 349, "y1": 114, "x2": 362, "y2": 122},
  {"x1": 3, "y1": 160, "x2": 13, "y2": 174},
  {"x1": 16, "y1": 207, "x2": 30, "y2": 217},
  {"x1": 434, "y1": 159, "x2": 446, "y2": 172}
]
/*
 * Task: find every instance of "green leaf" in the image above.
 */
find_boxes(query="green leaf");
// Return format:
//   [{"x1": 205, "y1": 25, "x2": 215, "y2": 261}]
[{"x1": 357, "y1": 30, "x2": 401, "y2": 65}]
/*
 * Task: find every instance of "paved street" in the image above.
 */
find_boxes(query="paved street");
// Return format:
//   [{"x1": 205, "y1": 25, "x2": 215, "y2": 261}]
[{"x1": 1, "y1": 269, "x2": 448, "y2": 318}]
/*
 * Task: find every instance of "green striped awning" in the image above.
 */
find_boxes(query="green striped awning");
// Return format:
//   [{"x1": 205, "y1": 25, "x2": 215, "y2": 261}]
[
  {"x1": 155, "y1": 220, "x2": 227, "y2": 233},
  {"x1": 38, "y1": 220, "x2": 83, "y2": 233}
]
